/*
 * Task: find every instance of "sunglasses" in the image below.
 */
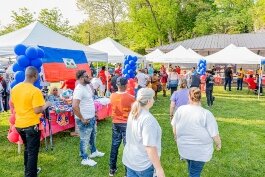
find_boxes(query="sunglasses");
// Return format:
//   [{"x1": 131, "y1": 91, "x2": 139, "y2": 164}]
[{"x1": 82, "y1": 75, "x2": 89, "y2": 78}]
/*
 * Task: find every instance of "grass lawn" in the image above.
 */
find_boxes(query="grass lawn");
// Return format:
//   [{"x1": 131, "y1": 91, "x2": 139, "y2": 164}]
[{"x1": 0, "y1": 86, "x2": 265, "y2": 177}]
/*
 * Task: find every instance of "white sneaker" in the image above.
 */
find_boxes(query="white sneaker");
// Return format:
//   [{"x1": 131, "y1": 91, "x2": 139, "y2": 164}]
[
  {"x1": 81, "y1": 158, "x2": 97, "y2": 166},
  {"x1": 90, "y1": 150, "x2": 105, "y2": 158}
]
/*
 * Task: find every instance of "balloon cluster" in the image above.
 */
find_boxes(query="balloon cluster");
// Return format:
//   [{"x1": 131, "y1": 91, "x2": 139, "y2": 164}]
[
  {"x1": 7, "y1": 44, "x2": 45, "y2": 144},
  {"x1": 123, "y1": 55, "x2": 138, "y2": 79},
  {"x1": 11, "y1": 44, "x2": 45, "y2": 89},
  {"x1": 196, "y1": 59, "x2": 207, "y2": 75},
  {"x1": 7, "y1": 100, "x2": 23, "y2": 144}
]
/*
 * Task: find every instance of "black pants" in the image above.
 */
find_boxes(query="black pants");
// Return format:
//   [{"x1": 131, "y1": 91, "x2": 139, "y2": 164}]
[
  {"x1": 16, "y1": 125, "x2": 41, "y2": 177},
  {"x1": 206, "y1": 89, "x2": 213, "y2": 106},
  {"x1": 224, "y1": 77, "x2": 232, "y2": 91}
]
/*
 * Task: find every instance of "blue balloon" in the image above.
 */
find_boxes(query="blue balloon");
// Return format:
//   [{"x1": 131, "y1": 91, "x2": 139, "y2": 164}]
[
  {"x1": 36, "y1": 48, "x2": 45, "y2": 58},
  {"x1": 132, "y1": 56, "x2": 138, "y2": 62},
  {"x1": 14, "y1": 44, "x2": 27, "y2": 56},
  {"x1": 199, "y1": 63, "x2": 204, "y2": 68},
  {"x1": 10, "y1": 80, "x2": 18, "y2": 89},
  {"x1": 37, "y1": 67, "x2": 42, "y2": 73},
  {"x1": 12, "y1": 62, "x2": 24, "y2": 72},
  {"x1": 129, "y1": 60, "x2": 135, "y2": 65},
  {"x1": 130, "y1": 73, "x2": 135, "y2": 78},
  {"x1": 125, "y1": 64, "x2": 130, "y2": 70},
  {"x1": 127, "y1": 55, "x2": 133, "y2": 61},
  {"x1": 34, "y1": 79, "x2": 42, "y2": 89},
  {"x1": 124, "y1": 59, "x2": 129, "y2": 65},
  {"x1": 128, "y1": 69, "x2": 134, "y2": 74},
  {"x1": 14, "y1": 71, "x2": 25, "y2": 82},
  {"x1": 131, "y1": 65, "x2": 137, "y2": 71},
  {"x1": 124, "y1": 74, "x2": 130, "y2": 79},
  {"x1": 122, "y1": 69, "x2": 128, "y2": 74},
  {"x1": 30, "y1": 58, "x2": 42, "y2": 68},
  {"x1": 17, "y1": 55, "x2": 30, "y2": 67},
  {"x1": 25, "y1": 47, "x2": 38, "y2": 59}
]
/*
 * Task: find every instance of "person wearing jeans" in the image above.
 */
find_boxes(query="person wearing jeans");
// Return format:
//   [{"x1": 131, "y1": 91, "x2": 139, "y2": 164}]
[
  {"x1": 187, "y1": 160, "x2": 205, "y2": 177},
  {"x1": 236, "y1": 67, "x2": 244, "y2": 90},
  {"x1": 224, "y1": 65, "x2": 233, "y2": 91},
  {"x1": 109, "y1": 77, "x2": 135, "y2": 176},
  {"x1": 122, "y1": 88, "x2": 165, "y2": 177},
  {"x1": 73, "y1": 70, "x2": 104, "y2": 166},
  {"x1": 171, "y1": 88, "x2": 221, "y2": 177},
  {"x1": 12, "y1": 66, "x2": 51, "y2": 177}
]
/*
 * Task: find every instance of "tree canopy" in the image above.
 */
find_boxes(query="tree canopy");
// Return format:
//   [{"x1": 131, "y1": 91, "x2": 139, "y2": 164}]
[{"x1": 1, "y1": 0, "x2": 264, "y2": 53}]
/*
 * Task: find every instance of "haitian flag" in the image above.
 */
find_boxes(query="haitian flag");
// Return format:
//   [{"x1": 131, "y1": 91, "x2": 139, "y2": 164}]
[{"x1": 39, "y1": 46, "x2": 91, "y2": 82}]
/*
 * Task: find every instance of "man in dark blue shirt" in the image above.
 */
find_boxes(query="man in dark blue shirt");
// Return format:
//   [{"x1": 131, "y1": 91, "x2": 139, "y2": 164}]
[
  {"x1": 190, "y1": 73, "x2": 201, "y2": 88},
  {"x1": 206, "y1": 70, "x2": 215, "y2": 107}
]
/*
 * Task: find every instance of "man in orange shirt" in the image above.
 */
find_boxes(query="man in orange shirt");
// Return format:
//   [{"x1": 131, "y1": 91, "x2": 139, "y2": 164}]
[
  {"x1": 109, "y1": 76, "x2": 135, "y2": 176},
  {"x1": 12, "y1": 66, "x2": 51, "y2": 177}
]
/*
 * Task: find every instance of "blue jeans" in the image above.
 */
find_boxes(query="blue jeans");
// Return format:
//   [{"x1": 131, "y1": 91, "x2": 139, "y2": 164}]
[
  {"x1": 237, "y1": 78, "x2": 243, "y2": 90},
  {"x1": 206, "y1": 89, "x2": 213, "y2": 106},
  {"x1": 127, "y1": 165, "x2": 154, "y2": 177},
  {"x1": 109, "y1": 123, "x2": 127, "y2": 170},
  {"x1": 224, "y1": 77, "x2": 231, "y2": 91},
  {"x1": 76, "y1": 118, "x2": 97, "y2": 160},
  {"x1": 187, "y1": 160, "x2": 205, "y2": 177}
]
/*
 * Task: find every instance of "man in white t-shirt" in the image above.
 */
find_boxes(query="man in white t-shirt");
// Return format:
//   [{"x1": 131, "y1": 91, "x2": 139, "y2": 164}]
[
  {"x1": 135, "y1": 69, "x2": 150, "y2": 89},
  {"x1": 72, "y1": 70, "x2": 105, "y2": 166}
]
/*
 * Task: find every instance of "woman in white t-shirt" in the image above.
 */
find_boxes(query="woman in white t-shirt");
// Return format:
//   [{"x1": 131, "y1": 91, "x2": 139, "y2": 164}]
[
  {"x1": 122, "y1": 88, "x2": 165, "y2": 177},
  {"x1": 171, "y1": 87, "x2": 221, "y2": 177}
]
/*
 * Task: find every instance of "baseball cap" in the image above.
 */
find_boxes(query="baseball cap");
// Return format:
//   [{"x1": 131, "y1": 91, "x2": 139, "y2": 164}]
[{"x1": 116, "y1": 76, "x2": 128, "y2": 86}]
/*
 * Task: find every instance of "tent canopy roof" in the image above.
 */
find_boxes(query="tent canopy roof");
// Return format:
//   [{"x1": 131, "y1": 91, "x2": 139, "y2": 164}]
[
  {"x1": 89, "y1": 37, "x2": 144, "y2": 63},
  {"x1": 0, "y1": 21, "x2": 108, "y2": 62},
  {"x1": 205, "y1": 44, "x2": 263, "y2": 64},
  {"x1": 145, "y1": 49, "x2": 165, "y2": 62},
  {"x1": 154, "y1": 45, "x2": 202, "y2": 63}
]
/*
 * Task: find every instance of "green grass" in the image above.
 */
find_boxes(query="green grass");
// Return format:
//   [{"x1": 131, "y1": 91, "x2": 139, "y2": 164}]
[{"x1": 1, "y1": 86, "x2": 265, "y2": 177}]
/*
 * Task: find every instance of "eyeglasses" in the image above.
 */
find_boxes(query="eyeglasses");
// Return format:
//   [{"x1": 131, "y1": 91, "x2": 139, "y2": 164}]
[{"x1": 82, "y1": 75, "x2": 89, "y2": 78}]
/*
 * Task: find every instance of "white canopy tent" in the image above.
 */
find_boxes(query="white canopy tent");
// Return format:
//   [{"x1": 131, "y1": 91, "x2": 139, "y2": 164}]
[
  {"x1": 89, "y1": 37, "x2": 144, "y2": 63},
  {"x1": 145, "y1": 49, "x2": 165, "y2": 62},
  {"x1": 0, "y1": 21, "x2": 108, "y2": 62},
  {"x1": 153, "y1": 45, "x2": 202, "y2": 63},
  {"x1": 187, "y1": 48, "x2": 203, "y2": 58},
  {"x1": 205, "y1": 44, "x2": 263, "y2": 64}
]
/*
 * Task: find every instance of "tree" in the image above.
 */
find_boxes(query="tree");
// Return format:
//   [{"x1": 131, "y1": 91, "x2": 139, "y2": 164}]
[
  {"x1": 252, "y1": 0, "x2": 265, "y2": 31},
  {"x1": 38, "y1": 8, "x2": 73, "y2": 37},
  {"x1": 0, "y1": 8, "x2": 34, "y2": 35},
  {"x1": 76, "y1": 0, "x2": 127, "y2": 37}
]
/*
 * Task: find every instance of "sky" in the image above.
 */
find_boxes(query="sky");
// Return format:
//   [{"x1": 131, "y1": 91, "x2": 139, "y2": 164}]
[{"x1": 0, "y1": 0, "x2": 87, "y2": 26}]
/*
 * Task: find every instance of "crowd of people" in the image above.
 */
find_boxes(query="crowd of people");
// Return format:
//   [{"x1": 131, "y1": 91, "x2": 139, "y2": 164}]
[{"x1": 3, "y1": 63, "x2": 264, "y2": 177}]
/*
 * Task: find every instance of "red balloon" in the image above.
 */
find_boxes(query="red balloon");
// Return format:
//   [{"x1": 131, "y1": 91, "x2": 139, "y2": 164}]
[
  {"x1": 11, "y1": 125, "x2": 18, "y2": 133},
  {"x1": 9, "y1": 115, "x2": 15, "y2": 125},
  {"x1": 7, "y1": 132, "x2": 20, "y2": 143}
]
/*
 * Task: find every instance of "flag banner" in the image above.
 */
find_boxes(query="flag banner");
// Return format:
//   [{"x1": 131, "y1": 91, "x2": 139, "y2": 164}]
[{"x1": 39, "y1": 46, "x2": 91, "y2": 82}]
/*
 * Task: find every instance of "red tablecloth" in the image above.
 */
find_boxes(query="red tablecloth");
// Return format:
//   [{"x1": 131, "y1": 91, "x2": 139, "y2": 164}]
[
  {"x1": 40, "y1": 104, "x2": 111, "y2": 138},
  {"x1": 96, "y1": 104, "x2": 112, "y2": 120},
  {"x1": 41, "y1": 111, "x2": 75, "y2": 138}
]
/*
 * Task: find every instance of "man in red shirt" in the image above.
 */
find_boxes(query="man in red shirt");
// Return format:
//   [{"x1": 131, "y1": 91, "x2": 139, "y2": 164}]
[
  {"x1": 160, "y1": 69, "x2": 168, "y2": 97},
  {"x1": 109, "y1": 76, "x2": 135, "y2": 176},
  {"x1": 60, "y1": 78, "x2": 76, "y2": 90}
]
